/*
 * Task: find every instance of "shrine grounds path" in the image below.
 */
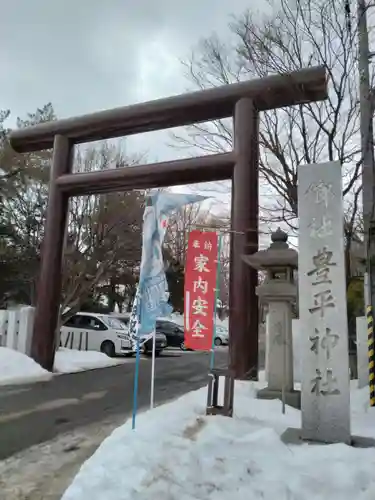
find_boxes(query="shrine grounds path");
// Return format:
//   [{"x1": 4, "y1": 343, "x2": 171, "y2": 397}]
[{"x1": 0, "y1": 349, "x2": 228, "y2": 460}]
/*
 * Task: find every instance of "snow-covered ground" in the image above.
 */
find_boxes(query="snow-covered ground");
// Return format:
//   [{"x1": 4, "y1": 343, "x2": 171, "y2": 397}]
[
  {"x1": 0, "y1": 413, "x2": 126, "y2": 499},
  {"x1": 0, "y1": 347, "x2": 134, "y2": 386},
  {"x1": 62, "y1": 377, "x2": 375, "y2": 500}
]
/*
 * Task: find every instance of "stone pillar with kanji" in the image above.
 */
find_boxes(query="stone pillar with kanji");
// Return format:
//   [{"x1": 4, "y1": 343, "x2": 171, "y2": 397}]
[
  {"x1": 242, "y1": 228, "x2": 300, "y2": 409},
  {"x1": 298, "y1": 161, "x2": 351, "y2": 444}
]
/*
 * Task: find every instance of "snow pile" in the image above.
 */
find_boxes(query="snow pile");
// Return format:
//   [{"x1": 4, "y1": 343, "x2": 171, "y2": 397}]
[
  {"x1": 0, "y1": 347, "x2": 52, "y2": 386},
  {"x1": 168, "y1": 312, "x2": 229, "y2": 330},
  {"x1": 62, "y1": 379, "x2": 375, "y2": 500},
  {"x1": 54, "y1": 348, "x2": 126, "y2": 374}
]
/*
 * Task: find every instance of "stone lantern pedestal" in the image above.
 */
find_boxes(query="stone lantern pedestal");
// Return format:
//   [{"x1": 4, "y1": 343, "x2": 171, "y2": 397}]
[{"x1": 242, "y1": 228, "x2": 301, "y2": 409}]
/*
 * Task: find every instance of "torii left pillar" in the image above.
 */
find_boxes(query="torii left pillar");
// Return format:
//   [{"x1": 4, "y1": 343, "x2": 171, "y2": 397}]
[{"x1": 32, "y1": 135, "x2": 72, "y2": 370}]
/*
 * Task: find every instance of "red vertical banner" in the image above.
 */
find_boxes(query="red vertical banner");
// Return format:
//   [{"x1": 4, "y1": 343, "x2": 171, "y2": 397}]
[{"x1": 184, "y1": 230, "x2": 219, "y2": 351}]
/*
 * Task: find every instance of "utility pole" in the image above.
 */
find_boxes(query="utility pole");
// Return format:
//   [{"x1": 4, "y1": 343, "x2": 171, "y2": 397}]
[{"x1": 357, "y1": 0, "x2": 375, "y2": 311}]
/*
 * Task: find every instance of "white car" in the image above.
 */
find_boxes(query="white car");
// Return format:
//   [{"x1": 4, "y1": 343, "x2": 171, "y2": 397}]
[
  {"x1": 60, "y1": 312, "x2": 133, "y2": 357},
  {"x1": 214, "y1": 326, "x2": 229, "y2": 346}
]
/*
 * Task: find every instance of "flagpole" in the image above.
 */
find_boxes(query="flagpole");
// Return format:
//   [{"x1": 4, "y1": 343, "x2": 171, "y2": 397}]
[
  {"x1": 132, "y1": 333, "x2": 141, "y2": 430},
  {"x1": 150, "y1": 328, "x2": 156, "y2": 409},
  {"x1": 210, "y1": 233, "x2": 222, "y2": 370}
]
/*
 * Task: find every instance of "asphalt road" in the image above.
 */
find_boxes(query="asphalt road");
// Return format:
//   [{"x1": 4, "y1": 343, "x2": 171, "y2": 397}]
[{"x1": 0, "y1": 349, "x2": 228, "y2": 460}]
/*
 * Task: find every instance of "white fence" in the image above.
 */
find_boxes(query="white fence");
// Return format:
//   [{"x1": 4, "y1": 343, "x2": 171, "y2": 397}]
[
  {"x1": 0, "y1": 307, "x2": 34, "y2": 356},
  {"x1": 0, "y1": 307, "x2": 89, "y2": 355}
]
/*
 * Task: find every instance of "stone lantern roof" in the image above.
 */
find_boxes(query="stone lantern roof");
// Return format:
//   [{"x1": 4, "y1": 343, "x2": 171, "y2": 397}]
[{"x1": 242, "y1": 228, "x2": 298, "y2": 270}]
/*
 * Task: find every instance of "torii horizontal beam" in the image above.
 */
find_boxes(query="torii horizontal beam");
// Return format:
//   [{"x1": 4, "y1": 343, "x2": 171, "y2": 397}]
[
  {"x1": 55, "y1": 153, "x2": 235, "y2": 196},
  {"x1": 10, "y1": 66, "x2": 327, "y2": 153}
]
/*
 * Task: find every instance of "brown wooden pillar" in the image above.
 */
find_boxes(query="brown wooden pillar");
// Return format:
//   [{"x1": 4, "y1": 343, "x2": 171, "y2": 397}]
[
  {"x1": 229, "y1": 98, "x2": 259, "y2": 380},
  {"x1": 31, "y1": 135, "x2": 72, "y2": 371}
]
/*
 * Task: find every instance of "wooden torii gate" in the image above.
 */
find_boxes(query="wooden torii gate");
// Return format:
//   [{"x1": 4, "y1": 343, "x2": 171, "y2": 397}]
[{"x1": 10, "y1": 66, "x2": 328, "y2": 377}]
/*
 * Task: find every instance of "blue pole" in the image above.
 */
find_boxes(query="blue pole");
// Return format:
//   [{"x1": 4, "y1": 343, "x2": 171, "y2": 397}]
[{"x1": 210, "y1": 234, "x2": 222, "y2": 371}]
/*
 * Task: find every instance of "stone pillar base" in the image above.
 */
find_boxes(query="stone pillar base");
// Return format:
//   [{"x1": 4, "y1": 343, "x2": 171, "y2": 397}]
[
  {"x1": 257, "y1": 387, "x2": 301, "y2": 410},
  {"x1": 280, "y1": 427, "x2": 375, "y2": 447}
]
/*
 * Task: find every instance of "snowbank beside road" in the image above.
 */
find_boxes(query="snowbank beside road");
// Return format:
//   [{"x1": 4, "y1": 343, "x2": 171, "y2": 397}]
[
  {"x1": 0, "y1": 347, "x2": 52, "y2": 385},
  {"x1": 0, "y1": 347, "x2": 132, "y2": 386},
  {"x1": 62, "y1": 378, "x2": 375, "y2": 500},
  {"x1": 54, "y1": 348, "x2": 130, "y2": 374}
]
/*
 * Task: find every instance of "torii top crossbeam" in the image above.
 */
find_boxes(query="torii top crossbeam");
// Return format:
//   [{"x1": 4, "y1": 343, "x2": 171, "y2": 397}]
[{"x1": 10, "y1": 66, "x2": 327, "y2": 153}]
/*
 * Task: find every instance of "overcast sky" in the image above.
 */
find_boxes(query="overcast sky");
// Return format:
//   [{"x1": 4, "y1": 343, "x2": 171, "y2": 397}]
[
  {"x1": 1, "y1": 0, "x2": 275, "y2": 239},
  {"x1": 0, "y1": 0, "x2": 260, "y2": 160}
]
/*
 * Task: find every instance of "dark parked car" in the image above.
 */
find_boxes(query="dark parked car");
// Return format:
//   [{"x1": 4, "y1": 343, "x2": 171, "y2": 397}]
[
  {"x1": 114, "y1": 315, "x2": 167, "y2": 356},
  {"x1": 139, "y1": 332, "x2": 167, "y2": 356},
  {"x1": 155, "y1": 320, "x2": 188, "y2": 350}
]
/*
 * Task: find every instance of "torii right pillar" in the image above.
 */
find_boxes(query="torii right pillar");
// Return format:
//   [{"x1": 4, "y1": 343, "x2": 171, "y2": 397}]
[{"x1": 229, "y1": 98, "x2": 259, "y2": 380}]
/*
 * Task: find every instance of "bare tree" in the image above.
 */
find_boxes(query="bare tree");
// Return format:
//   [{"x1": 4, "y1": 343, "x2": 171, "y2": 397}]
[
  {"x1": 0, "y1": 105, "x2": 55, "y2": 305},
  {"x1": 164, "y1": 202, "x2": 208, "y2": 265},
  {"x1": 209, "y1": 216, "x2": 231, "y2": 316},
  {"x1": 0, "y1": 106, "x2": 145, "y2": 313},
  {"x1": 173, "y1": 0, "x2": 363, "y2": 278},
  {"x1": 60, "y1": 145, "x2": 144, "y2": 321}
]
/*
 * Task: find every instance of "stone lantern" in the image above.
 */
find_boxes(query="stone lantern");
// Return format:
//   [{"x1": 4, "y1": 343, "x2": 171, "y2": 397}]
[{"x1": 242, "y1": 228, "x2": 300, "y2": 409}]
